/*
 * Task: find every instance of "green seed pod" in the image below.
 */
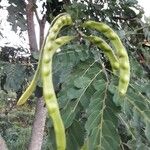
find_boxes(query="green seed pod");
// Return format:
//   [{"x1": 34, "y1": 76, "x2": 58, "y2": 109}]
[
  {"x1": 17, "y1": 13, "x2": 73, "y2": 106},
  {"x1": 43, "y1": 53, "x2": 51, "y2": 63},
  {"x1": 49, "y1": 14, "x2": 73, "y2": 40},
  {"x1": 82, "y1": 21, "x2": 130, "y2": 95},
  {"x1": 17, "y1": 16, "x2": 74, "y2": 149},
  {"x1": 16, "y1": 71, "x2": 39, "y2": 105},
  {"x1": 46, "y1": 102, "x2": 58, "y2": 114},
  {"x1": 84, "y1": 35, "x2": 119, "y2": 73},
  {"x1": 42, "y1": 35, "x2": 75, "y2": 150},
  {"x1": 48, "y1": 32, "x2": 56, "y2": 41},
  {"x1": 51, "y1": 24, "x2": 59, "y2": 33},
  {"x1": 50, "y1": 13, "x2": 70, "y2": 27},
  {"x1": 42, "y1": 64, "x2": 50, "y2": 76}
]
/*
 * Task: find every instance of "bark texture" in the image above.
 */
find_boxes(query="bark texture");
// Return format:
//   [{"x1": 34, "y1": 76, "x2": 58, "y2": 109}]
[
  {"x1": 28, "y1": 98, "x2": 47, "y2": 150},
  {"x1": 0, "y1": 135, "x2": 8, "y2": 150},
  {"x1": 39, "y1": 15, "x2": 46, "y2": 49},
  {"x1": 26, "y1": 0, "x2": 38, "y2": 51}
]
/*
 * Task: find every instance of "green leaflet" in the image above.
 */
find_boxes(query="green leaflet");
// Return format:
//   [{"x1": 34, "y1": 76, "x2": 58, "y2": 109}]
[
  {"x1": 66, "y1": 121, "x2": 85, "y2": 150},
  {"x1": 85, "y1": 88, "x2": 120, "y2": 150},
  {"x1": 114, "y1": 88, "x2": 150, "y2": 145}
]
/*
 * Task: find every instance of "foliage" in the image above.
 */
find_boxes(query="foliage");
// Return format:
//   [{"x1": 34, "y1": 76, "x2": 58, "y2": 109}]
[
  {"x1": 7, "y1": 0, "x2": 26, "y2": 32},
  {"x1": 0, "y1": 46, "x2": 36, "y2": 148},
  {"x1": 0, "y1": 0, "x2": 150, "y2": 149}
]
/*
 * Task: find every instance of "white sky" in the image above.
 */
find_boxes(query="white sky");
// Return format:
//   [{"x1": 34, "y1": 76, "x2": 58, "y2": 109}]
[
  {"x1": 0, "y1": 0, "x2": 29, "y2": 50},
  {"x1": 0, "y1": 0, "x2": 47, "y2": 51},
  {"x1": 0, "y1": 0, "x2": 150, "y2": 50},
  {"x1": 138, "y1": 0, "x2": 150, "y2": 16}
]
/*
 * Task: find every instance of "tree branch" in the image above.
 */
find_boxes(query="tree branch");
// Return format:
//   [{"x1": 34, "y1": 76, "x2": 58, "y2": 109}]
[
  {"x1": 28, "y1": 98, "x2": 47, "y2": 150},
  {"x1": 25, "y1": 0, "x2": 38, "y2": 51}
]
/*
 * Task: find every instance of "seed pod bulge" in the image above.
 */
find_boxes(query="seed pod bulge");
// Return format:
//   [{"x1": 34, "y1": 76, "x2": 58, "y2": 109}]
[
  {"x1": 61, "y1": 17, "x2": 67, "y2": 24},
  {"x1": 43, "y1": 54, "x2": 51, "y2": 63},
  {"x1": 66, "y1": 15, "x2": 72, "y2": 24},
  {"x1": 44, "y1": 92, "x2": 53, "y2": 100},
  {"x1": 51, "y1": 25, "x2": 59, "y2": 33},
  {"x1": 119, "y1": 89, "x2": 126, "y2": 95},
  {"x1": 109, "y1": 32, "x2": 117, "y2": 40},
  {"x1": 120, "y1": 75, "x2": 129, "y2": 83},
  {"x1": 84, "y1": 35, "x2": 119, "y2": 74},
  {"x1": 113, "y1": 62, "x2": 120, "y2": 70},
  {"x1": 120, "y1": 62, "x2": 129, "y2": 70},
  {"x1": 46, "y1": 102, "x2": 57, "y2": 114},
  {"x1": 118, "y1": 50, "x2": 127, "y2": 58},
  {"x1": 42, "y1": 65, "x2": 50, "y2": 76},
  {"x1": 48, "y1": 32, "x2": 56, "y2": 41},
  {"x1": 55, "y1": 38, "x2": 63, "y2": 45},
  {"x1": 56, "y1": 19, "x2": 63, "y2": 27},
  {"x1": 101, "y1": 24, "x2": 109, "y2": 33},
  {"x1": 44, "y1": 42, "x2": 53, "y2": 51}
]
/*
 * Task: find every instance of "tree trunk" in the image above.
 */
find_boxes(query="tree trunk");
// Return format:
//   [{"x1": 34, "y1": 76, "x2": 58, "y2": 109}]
[
  {"x1": 39, "y1": 15, "x2": 46, "y2": 49},
  {"x1": 25, "y1": 0, "x2": 47, "y2": 149},
  {"x1": 28, "y1": 98, "x2": 47, "y2": 150},
  {"x1": 26, "y1": 0, "x2": 38, "y2": 51},
  {"x1": 0, "y1": 135, "x2": 8, "y2": 150}
]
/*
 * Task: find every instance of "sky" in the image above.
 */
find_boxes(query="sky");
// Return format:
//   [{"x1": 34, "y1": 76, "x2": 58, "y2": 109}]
[
  {"x1": 138, "y1": 0, "x2": 150, "y2": 16},
  {"x1": 0, "y1": 0, "x2": 29, "y2": 49},
  {"x1": 0, "y1": 0, "x2": 150, "y2": 50}
]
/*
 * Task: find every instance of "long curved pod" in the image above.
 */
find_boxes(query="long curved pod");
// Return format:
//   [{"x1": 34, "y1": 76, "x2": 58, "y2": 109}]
[
  {"x1": 84, "y1": 35, "x2": 119, "y2": 74},
  {"x1": 41, "y1": 36, "x2": 75, "y2": 150},
  {"x1": 82, "y1": 21, "x2": 130, "y2": 95},
  {"x1": 17, "y1": 13, "x2": 73, "y2": 105}
]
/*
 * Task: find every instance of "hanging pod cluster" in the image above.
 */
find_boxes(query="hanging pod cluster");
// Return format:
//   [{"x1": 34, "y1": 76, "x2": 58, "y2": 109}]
[
  {"x1": 82, "y1": 21, "x2": 130, "y2": 95},
  {"x1": 17, "y1": 13, "x2": 130, "y2": 150}
]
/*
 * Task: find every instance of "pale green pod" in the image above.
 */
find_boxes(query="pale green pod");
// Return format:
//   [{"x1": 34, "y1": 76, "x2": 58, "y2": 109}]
[
  {"x1": 17, "y1": 69, "x2": 39, "y2": 105},
  {"x1": 48, "y1": 14, "x2": 73, "y2": 41},
  {"x1": 17, "y1": 13, "x2": 74, "y2": 149},
  {"x1": 84, "y1": 35, "x2": 119, "y2": 73},
  {"x1": 17, "y1": 13, "x2": 73, "y2": 106},
  {"x1": 50, "y1": 13, "x2": 70, "y2": 27},
  {"x1": 41, "y1": 35, "x2": 75, "y2": 150},
  {"x1": 83, "y1": 21, "x2": 130, "y2": 95},
  {"x1": 41, "y1": 14, "x2": 74, "y2": 150}
]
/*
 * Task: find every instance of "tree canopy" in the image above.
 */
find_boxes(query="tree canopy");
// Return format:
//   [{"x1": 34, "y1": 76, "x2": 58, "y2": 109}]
[{"x1": 0, "y1": 0, "x2": 150, "y2": 149}]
